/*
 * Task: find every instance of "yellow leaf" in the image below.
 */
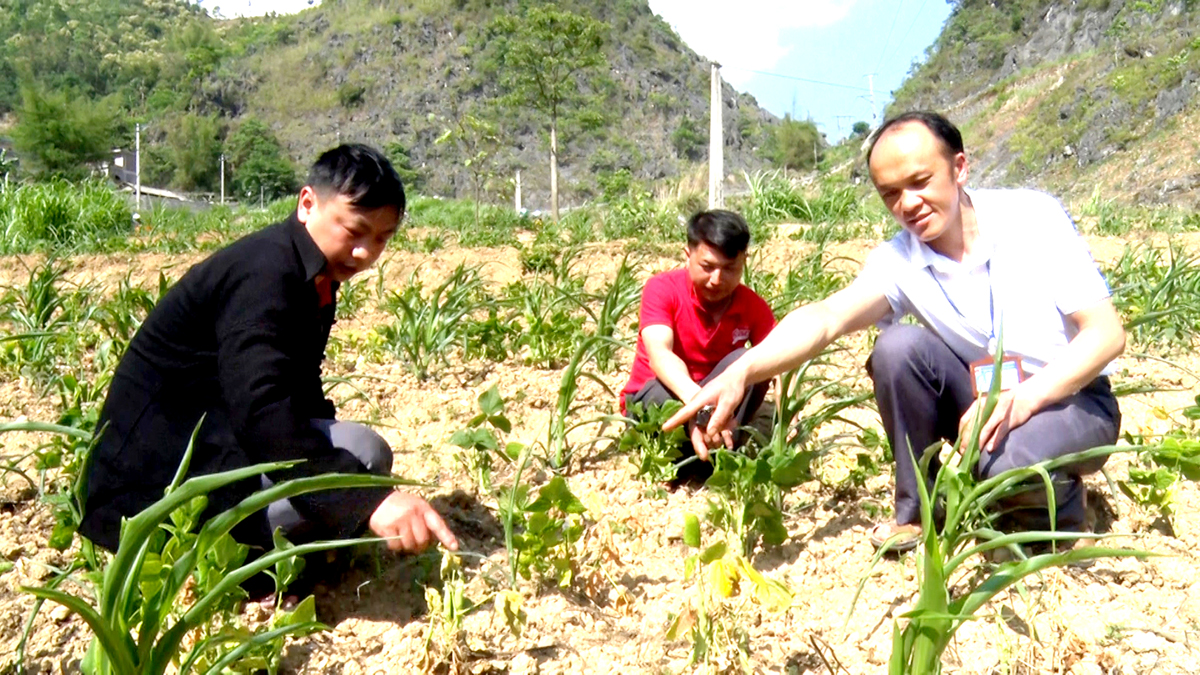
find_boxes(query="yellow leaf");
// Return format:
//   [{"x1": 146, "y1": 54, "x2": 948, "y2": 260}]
[{"x1": 709, "y1": 558, "x2": 740, "y2": 599}]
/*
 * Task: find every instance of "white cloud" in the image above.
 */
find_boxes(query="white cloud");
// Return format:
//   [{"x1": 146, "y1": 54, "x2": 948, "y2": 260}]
[
  {"x1": 193, "y1": 0, "x2": 319, "y2": 19},
  {"x1": 647, "y1": 0, "x2": 856, "y2": 86}
]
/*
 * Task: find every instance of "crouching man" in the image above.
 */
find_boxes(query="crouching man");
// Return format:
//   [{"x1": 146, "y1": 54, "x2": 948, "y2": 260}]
[
  {"x1": 80, "y1": 144, "x2": 458, "y2": 561},
  {"x1": 622, "y1": 210, "x2": 777, "y2": 468}
]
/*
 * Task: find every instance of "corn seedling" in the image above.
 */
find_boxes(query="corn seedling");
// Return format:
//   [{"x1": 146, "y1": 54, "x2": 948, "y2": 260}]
[
  {"x1": 448, "y1": 385, "x2": 521, "y2": 494},
  {"x1": 22, "y1": 428, "x2": 422, "y2": 675},
  {"x1": 545, "y1": 335, "x2": 624, "y2": 470},
  {"x1": 551, "y1": 255, "x2": 641, "y2": 373},
  {"x1": 505, "y1": 277, "x2": 585, "y2": 369},
  {"x1": 1105, "y1": 242, "x2": 1200, "y2": 351},
  {"x1": 376, "y1": 264, "x2": 491, "y2": 379},
  {"x1": 849, "y1": 348, "x2": 1155, "y2": 674}
]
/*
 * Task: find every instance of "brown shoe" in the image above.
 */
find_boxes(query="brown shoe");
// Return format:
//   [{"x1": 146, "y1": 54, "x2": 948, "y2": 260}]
[{"x1": 869, "y1": 522, "x2": 922, "y2": 553}]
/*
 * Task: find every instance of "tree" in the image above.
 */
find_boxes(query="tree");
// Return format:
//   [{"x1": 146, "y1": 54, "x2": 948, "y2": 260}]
[
  {"x1": 489, "y1": 5, "x2": 608, "y2": 222},
  {"x1": 851, "y1": 121, "x2": 871, "y2": 139},
  {"x1": 671, "y1": 117, "x2": 705, "y2": 161},
  {"x1": 384, "y1": 140, "x2": 424, "y2": 195},
  {"x1": 166, "y1": 112, "x2": 222, "y2": 191},
  {"x1": 435, "y1": 105, "x2": 500, "y2": 227},
  {"x1": 770, "y1": 115, "x2": 824, "y2": 171},
  {"x1": 11, "y1": 85, "x2": 119, "y2": 180},
  {"x1": 225, "y1": 118, "x2": 297, "y2": 203}
]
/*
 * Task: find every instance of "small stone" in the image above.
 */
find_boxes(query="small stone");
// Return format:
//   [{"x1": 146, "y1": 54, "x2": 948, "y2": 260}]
[
  {"x1": 50, "y1": 605, "x2": 70, "y2": 622},
  {"x1": 511, "y1": 652, "x2": 539, "y2": 675},
  {"x1": 1127, "y1": 630, "x2": 1167, "y2": 653}
]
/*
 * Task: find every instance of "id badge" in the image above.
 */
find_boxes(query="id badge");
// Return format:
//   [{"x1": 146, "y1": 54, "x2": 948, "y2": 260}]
[{"x1": 970, "y1": 355, "x2": 1024, "y2": 398}]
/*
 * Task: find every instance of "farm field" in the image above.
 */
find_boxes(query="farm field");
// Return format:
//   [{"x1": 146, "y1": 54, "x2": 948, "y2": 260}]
[{"x1": 3, "y1": 220, "x2": 1200, "y2": 675}]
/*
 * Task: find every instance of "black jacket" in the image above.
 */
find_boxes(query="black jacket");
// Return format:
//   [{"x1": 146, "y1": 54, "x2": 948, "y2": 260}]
[{"x1": 79, "y1": 215, "x2": 390, "y2": 550}]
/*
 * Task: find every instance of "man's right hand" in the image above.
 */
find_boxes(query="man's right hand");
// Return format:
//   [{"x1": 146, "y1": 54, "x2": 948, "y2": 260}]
[
  {"x1": 664, "y1": 367, "x2": 748, "y2": 460},
  {"x1": 368, "y1": 491, "x2": 459, "y2": 553}
]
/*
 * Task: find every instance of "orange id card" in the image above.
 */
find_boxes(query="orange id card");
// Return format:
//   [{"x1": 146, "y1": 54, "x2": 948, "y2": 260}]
[{"x1": 970, "y1": 355, "x2": 1024, "y2": 398}]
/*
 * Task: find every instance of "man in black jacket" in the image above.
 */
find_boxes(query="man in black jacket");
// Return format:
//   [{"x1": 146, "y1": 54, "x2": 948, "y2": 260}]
[{"x1": 80, "y1": 144, "x2": 457, "y2": 557}]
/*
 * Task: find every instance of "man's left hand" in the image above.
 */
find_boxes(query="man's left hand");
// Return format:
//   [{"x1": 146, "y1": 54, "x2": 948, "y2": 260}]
[{"x1": 958, "y1": 389, "x2": 1038, "y2": 453}]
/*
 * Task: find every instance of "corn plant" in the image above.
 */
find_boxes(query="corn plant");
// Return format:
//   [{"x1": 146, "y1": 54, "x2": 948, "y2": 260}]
[
  {"x1": 376, "y1": 264, "x2": 491, "y2": 379},
  {"x1": 743, "y1": 248, "x2": 850, "y2": 318},
  {"x1": 705, "y1": 356, "x2": 870, "y2": 557},
  {"x1": 504, "y1": 278, "x2": 584, "y2": 370},
  {"x1": 545, "y1": 335, "x2": 625, "y2": 470},
  {"x1": 448, "y1": 385, "x2": 521, "y2": 494},
  {"x1": 1104, "y1": 242, "x2": 1200, "y2": 351},
  {"x1": 550, "y1": 255, "x2": 641, "y2": 373},
  {"x1": 22, "y1": 431, "x2": 421, "y2": 675},
  {"x1": 0, "y1": 258, "x2": 93, "y2": 383},
  {"x1": 851, "y1": 349, "x2": 1155, "y2": 674},
  {"x1": 0, "y1": 179, "x2": 131, "y2": 254}
]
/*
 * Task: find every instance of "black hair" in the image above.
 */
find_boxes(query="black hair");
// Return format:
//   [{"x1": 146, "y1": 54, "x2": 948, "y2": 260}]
[
  {"x1": 686, "y1": 209, "x2": 751, "y2": 259},
  {"x1": 306, "y1": 143, "x2": 406, "y2": 213},
  {"x1": 866, "y1": 111, "x2": 964, "y2": 163}
]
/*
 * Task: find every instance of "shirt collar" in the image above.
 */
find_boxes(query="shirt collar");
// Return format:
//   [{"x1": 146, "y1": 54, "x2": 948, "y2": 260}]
[{"x1": 287, "y1": 214, "x2": 329, "y2": 282}]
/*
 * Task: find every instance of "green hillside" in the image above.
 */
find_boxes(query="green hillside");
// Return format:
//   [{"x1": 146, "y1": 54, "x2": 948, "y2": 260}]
[
  {"x1": 889, "y1": 0, "x2": 1200, "y2": 208},
  {"x1": 0, "y1": 0, "x2": 780, "y2": 207}
]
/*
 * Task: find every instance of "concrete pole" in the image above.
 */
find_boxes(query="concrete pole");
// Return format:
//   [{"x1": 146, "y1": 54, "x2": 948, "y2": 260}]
[
  {"x1": 135, "y1": 122, "x2": 142, "y2": 213},
  {"x1": 220, "y1": 154, "x2": 225, "y2": 205},
  {"x1": 515, "y1": 169, "x2": 522, "y2": 213},
  {"x1": 708, "y1": 62, "x2": 724, "y2": 209}
]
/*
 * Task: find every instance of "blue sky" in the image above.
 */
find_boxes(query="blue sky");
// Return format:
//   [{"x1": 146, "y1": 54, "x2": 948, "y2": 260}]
[{"x1": 196, "y1": 0, "x2": 952, "y2": 140}]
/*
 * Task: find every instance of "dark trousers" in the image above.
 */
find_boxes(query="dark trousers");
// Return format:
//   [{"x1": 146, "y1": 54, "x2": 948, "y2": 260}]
[
  {"x1": 625, "y1": 348, "x2": 772, "y2": 444},
  {"x1": 866, "y1": 325, "x2": 1121, "y2": 531},
  {"x1": 224, "y1": 419, "x2": 393, "y2": 549}
]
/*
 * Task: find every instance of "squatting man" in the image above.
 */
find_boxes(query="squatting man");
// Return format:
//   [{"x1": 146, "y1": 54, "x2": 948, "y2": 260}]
[
  {"x1": 667, "y1": 111, "x2": 1125, "y2": 552},
  {"x1": 80, "y1": 145, "x2": 458, "y2": 586}
]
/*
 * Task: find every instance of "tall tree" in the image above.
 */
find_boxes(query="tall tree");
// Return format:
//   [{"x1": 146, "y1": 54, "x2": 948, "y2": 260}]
[
  {"x1": 770, "y1": 115, "x2": 825, "y2": 171},
  {"x1": 12, "y1": 85, "x2": 119, "y2": 180},
  {"x1": 489, "y1": 5, "x2": 608, "y2": 222},
  {"x1": 225, "y1": 118, "x2": 297, "y2": 203},
  {"x1": 436, "y1": 107, "x2": 501, "y2": 228},
  {"x1": 166, "y1": 112, "x2": 222, "y2": 191}
]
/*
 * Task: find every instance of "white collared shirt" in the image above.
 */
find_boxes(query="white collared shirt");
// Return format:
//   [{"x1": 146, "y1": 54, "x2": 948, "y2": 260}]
[{"x1": 854, "y1": 188, "x2": 1113, "y2": 374}]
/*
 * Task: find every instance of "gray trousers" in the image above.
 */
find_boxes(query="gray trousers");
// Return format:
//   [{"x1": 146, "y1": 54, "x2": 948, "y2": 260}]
[
  {"x1": 625, "y1": 348, "x2": 773, "y2": 446},
  {"x1": 867, "y1": 325, "x2": 1120, "y2": 531},
  {"x1": 256, "y1": 420, "x2": 393, "y2": 546}
]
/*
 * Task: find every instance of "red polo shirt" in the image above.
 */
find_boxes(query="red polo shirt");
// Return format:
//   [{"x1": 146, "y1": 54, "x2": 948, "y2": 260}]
[{"x1": 622, "y1": 268, "x2": 776, "y2": 407}]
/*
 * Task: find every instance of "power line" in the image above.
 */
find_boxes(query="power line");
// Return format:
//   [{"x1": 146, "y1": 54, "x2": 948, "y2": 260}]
[
  {"x1": 881, "y1": 0, "x2": 933, "y2": 71},
  {"x1": 874, "y1": 0, "x2": 905, "y2": 75},
  {"x1": 719, "y1": 65, "x2": 872, "y2": 93}
]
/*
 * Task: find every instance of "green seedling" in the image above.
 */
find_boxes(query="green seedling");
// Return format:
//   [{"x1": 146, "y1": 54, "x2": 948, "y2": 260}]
[
  {"x1": 420, "y1": 550, "x2": 484, "y2": 674},
  {"x1": 621, "y1": 400, "x2": 687, "y2": 483},
  {"x1": 847, "y1": 342, "x2": 1157, "y2": 675},
  {"x1": 545, "y1": 335, "x2": 625, "y2": 471},
  {"x1": 448, "y1": 385, "x2": 521, "y2": 494},
  {"x1": 376, "y1": 264, "x2": 491, "y2": 379},
  {"x1": 22, "y1": 425, "x2": 423, "y2": 675},
  {"x1": 506, "y1": 475, "x2": 587, "y2": 588}
]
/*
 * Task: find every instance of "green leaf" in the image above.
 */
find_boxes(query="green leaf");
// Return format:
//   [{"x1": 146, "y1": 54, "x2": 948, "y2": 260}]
[
  {"x1": 698, "y1": 541, "x2": 727, "y2": 565},
  {"x1": 683, "y1": 514, "x2": 701, "y2": 549},
  {"x1": 479, "y1": 385, "x2": 505, "y2": 417}
]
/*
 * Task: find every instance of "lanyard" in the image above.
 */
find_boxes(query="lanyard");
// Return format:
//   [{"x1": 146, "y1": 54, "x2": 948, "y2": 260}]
[{"x1": 928, "y1": 259, "x2": 998, "y2": 354}]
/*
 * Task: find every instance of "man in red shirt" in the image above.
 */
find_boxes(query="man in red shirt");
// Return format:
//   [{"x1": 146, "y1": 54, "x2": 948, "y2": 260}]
[{"x1": 622, "y1": 210, "x2": 776, "y2": 460}]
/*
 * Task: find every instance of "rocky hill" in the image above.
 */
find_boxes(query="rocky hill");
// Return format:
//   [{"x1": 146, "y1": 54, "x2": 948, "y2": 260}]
[
  {"x1": 0, "y1": 0, "x2": 777, "y2": 206},
  {"x1": 889, "y1": 0, "x2": 1200, "y2": 208}
]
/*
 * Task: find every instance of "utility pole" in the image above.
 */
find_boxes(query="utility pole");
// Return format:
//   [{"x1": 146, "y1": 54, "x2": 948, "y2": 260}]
[
  {"x1": 514, "y1": 169, "x2": 522, "y2": 213},
  {"x1": 135, "y1": 122, "x2": 142, "y2": 213},
  {"x1": 708, "y1": 62, "x2": 724, "y2": 209},
  {"x1": 219, "y1": 154, "x2": 225, "y2": 205}
]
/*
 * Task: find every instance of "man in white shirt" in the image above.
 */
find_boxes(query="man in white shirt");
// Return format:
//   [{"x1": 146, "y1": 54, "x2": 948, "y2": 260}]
[{"x1": 666, "y1": 111, "x2": 1124, "y2": 551}]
